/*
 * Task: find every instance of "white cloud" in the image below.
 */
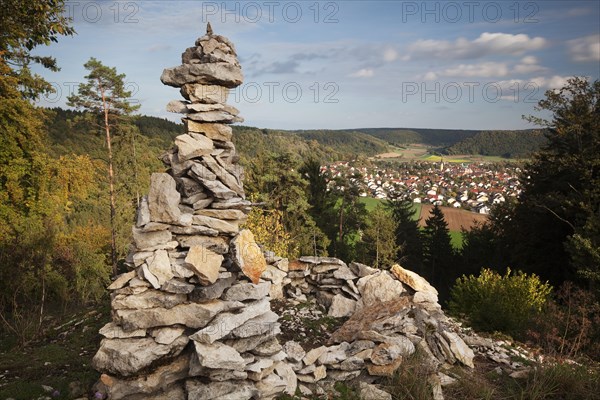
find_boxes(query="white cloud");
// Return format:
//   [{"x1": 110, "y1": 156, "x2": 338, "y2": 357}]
[
  {"x1": 407, "y1": 32, "x2": 547, "y2": 60},
  {"x1": 513, "y1": 56, "x2": 547, "y2": 74},
  {"x1": 567, "y1": 7, "x2": 592, "y2": 17},
  {"x1": 383, "y1": 48, "x2": 399, "y2": 62},
  {"x1": 423, "y1": 71, "x2": 438, "y2": 80},
  {"x1": 497, "y1": 75, "x2": 572, "y2": 91},
  {"x1": 520, "y1": 56, "x2": 538, "y2": 65},
  {"x1": 349, "y1": 68, "x2": 375, "y2": 78},
  {"x1": 442, "y1": 62, "x2": 509, "y2": 78},
  {"x1": 568, "y1": 34, "x2": 600, "y2": 62}
]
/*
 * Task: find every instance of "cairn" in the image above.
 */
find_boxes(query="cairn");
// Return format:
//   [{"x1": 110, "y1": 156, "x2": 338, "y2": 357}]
[{"x1": 92, "y1": 24, "x2": 294, "y2": 400}]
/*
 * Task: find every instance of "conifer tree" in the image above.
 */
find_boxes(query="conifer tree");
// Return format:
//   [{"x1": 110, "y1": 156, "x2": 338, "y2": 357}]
[
  {"x1": 67, "y1": 58, "x2": 140, "y2": 275},
  {"x1": 422, "y1": 205, "x2": 454, "y2": 295},
  {"x1": 387, "y1": 199, "x2": 424, "y2": 272}
]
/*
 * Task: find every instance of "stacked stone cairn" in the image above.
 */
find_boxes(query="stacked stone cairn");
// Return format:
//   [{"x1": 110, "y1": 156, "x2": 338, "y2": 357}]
[{"x1": 92, "y1": 25, "x2": 296, "y2": 400}]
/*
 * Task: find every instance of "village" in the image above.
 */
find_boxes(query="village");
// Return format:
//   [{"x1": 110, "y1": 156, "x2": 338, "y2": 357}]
[{"x1": 323, "y1": 160, "x2": 523, "y2": 214}]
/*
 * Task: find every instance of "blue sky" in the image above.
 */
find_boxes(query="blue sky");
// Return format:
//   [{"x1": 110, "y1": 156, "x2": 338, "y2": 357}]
[{"x1": 34, "y1": 1, "x2": 600, "y2": 130}]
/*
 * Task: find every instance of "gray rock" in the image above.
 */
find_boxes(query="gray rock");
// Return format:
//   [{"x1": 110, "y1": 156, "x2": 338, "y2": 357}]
[
  {"x1": 274, "y1": 361, "x2": 298, "y2": 395},
  {"x1": 351, "y1": 262, "x2": 379, "y2": 277},
  {"x1": 303, "y1": 346, "x2": 328, "y2": 365},
  {"x1": 229, "y1": 311, "x2": 279, "y2": 338},
  {"x1": 222, "y1": 281, "x2": 271, "y2": 301},
  {"x1": 114, "y1": 300, "x2": 243, "y2": 330},
  {"x1": 442, "y1": 330, "x2": 475, "y2": 368},
  {"x1": 140, "y1": 264, "x2": 160, "y2": 289},
  {"x1": 255, "y1": 372, "x2": 287, "y2": 398},
  {"x1": 175, "y1": 134, "x2": 213, "y2": 161},
  {"x1": 190, "y1": 162, "x2": 217, "y2": 181},
  {"x1": 391, "y1": 264, "x2": 438, "y2": 296},
  {"x1": 192, "y1": 340, "x2": 245, "y2": 370},
  {"x1": 283, "y1": 341, "x2": 306, "y2": 363},
  {"x1": 185, "y1": 380, "x2": 257, "y2": 400},
  {"x1": 176, "y1": 234, "x2": 229, "y2": 253},
  {"x1": 161, "y1": 278, "x2": 195, "y2": 294},
  {"x1": 328, "y1": 294, "x2": 357, "y2": 318},
  {"x1": 251, "y1": 336, "x2": 283, "y2": 356},
  {"x1": 177, "y1": 176, "x2": 204, "y2": 197},
  {"x1": 147, "y1": 250, "x2": 174, "y2": 286},
  {"x1": 161, "y1": 63, "x2": 243, "y2": 88},
  {"x1": 93, "y1": 336, "x2": 188, "y2": 376},
  {"x1": 111, "y1": 290, "x2": 186, "y2": 310},
  {"x1": 190, "y1": 298, "x2": 270, "y2": 343},
  {"x1": 107, "y1": 271, "x2": 136, "y2": 290},
  {"x1": 317, "y1": 345, "x2": 348, "y2": 365},
  {"x1": 132, "y1": 228, "x2": 172, "y2": 251},
  {"x1": 192, "y1": 214, "x2": 239, "y2": 234},
  {"x1": 194, "y1": 209, "x2": 244, "y2": 221},
  {"x1": 136, "y1": 196, "x2": 151, "y2": 227},
  {"x1": 358, "y1": 382, "x2": 392, "y2": 400},
  {"x1": 95, "y1": 354, "x2": 189, "y2": 400},
  {"x1": 98, "y1": 322, "x2": 146, "y2": 339},
  {"x1": 189, "y1": 272, "x2": 237, "y2": 301},
  {"x1": 197, "y1": 176, "x2": 238, "y2": 199},
  {"x1": 413, "y1": 290, "x2": 439, "y2": 304},
  {"x1": 148, "y1": 173, "x2": 181, "y2": 224},
  {"x1": 169, "y1": 224, "x2": 219, "y2": 236},
  {"x1": 211, "y1": 197, "x2": 251, "y2": 210},
  {"x1": 338, "y1": 356, "x2": 365, "y2": 370},
  {"x1": 224, "y1": 328, "x2": 281, "y2": 353},
  {"x1": 202, "y1": 155, "x2": 244, "y2": 197},
  {"x1": 192, "y1": 198, "x2": 214, "y2": 210},
  {"x1": 180, "y1": 83, "x2": 229, "y2": 104},
  {"x1": 184, "y1": 245, "x2": 223, "y2": 285},
  {"x1": 186, "y1": 110, "x2": 243, "y2": 123},
  {"x1": 151, "y1": 326, "x2": 186, "y2": 345},
  {"x1": 132, "y1": 251, "x2": 153, "y2": 267},
  {"x1": 333, "y1": 264, "x2": 358, "y2": 280},
  {"x1": 166, "y1": 99, "x2": 189, "y2": 113},
  {"x1": 360, "y1": 271, "x2": 404, "y2": 306},
  {"x1": 185, "y1": 120, "x2": 233, "y2": 141}
]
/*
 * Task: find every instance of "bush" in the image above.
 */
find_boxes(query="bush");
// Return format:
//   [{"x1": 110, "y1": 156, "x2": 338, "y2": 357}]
[
  {"x1": 527, "y1": 282, "x2": 600, "y2": 360},
  {"x1": 449, "y1": 268, "x2": 552, "y2": 337}
]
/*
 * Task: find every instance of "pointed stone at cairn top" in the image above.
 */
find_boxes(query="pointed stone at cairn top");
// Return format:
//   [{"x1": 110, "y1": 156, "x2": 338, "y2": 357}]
[{"x1": 206, "y1": 22, "x2": 213, "y2": 36}]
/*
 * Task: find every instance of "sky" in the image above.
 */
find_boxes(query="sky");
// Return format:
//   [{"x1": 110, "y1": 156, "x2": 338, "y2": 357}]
[{"x1": 33, "y1": 0, "x2": 600, "y2": 130}]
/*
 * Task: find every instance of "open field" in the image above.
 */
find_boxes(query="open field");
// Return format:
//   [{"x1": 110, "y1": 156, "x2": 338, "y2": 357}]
[
  {"x1": 358, "y1": 197, "x2": 422, "y2": 218},
  {"x1": 371, "y1": 145, "x2": 524, "y2": 164},
  {"x1": 418, "y1": 204, "x2": 488, "y2": 231},
  {"x1": 370, "y1": 144, "x2": 430, "y2": 161}
]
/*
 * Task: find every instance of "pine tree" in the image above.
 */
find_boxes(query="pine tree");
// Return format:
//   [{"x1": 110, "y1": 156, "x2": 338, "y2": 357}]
[
  {"x1": 67, "y1": 58, "x2": 141, "y2": 275},
  {"x1": 510, "y1": 77, "x2": 600, "y2": 288},
  {"x1": 422, "y1": 205, "x2": 454, "y2": 296},
  {"x1": 360, "y1": 204, "x2": 399, "y2": 268},
  {"x1": 387, "y1": 199, "x2": 424, "y2": 273}
]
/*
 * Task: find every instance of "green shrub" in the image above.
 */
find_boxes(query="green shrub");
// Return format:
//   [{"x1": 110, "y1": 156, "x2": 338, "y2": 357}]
[
  {"x1": 527, "y1": 282, "x2": 600, "y2": 360},
  {"x1": 449, "y1": 268, "x2": 552, "y2": 337}
]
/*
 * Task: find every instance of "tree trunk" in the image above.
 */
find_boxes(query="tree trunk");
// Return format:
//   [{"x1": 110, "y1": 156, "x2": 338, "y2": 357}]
[
  {"x1": 100, "y1": 83, "x2": 118, "y2": 277},
  {"x1": 131, "y1": 130, "x2": 140, "y2": 208}
]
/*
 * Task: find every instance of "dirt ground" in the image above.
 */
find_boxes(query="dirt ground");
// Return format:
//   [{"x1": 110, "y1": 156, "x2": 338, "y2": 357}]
[{"x1": 418, "y1": 204, "x2": 488, "y2": 231}]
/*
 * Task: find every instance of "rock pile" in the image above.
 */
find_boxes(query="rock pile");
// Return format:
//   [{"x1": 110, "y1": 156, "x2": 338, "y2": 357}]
[
  {"x1": 92, "y1": 25, "x2": 294, "y2": 400},
  {"x1": 272, "y1": 257, "x2": 475, "y2": 397}
]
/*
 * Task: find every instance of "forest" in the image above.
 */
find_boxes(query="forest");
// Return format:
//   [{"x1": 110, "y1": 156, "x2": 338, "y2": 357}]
[{"x1": 1, "y1": 1, "x2": 600, "y2": 398}]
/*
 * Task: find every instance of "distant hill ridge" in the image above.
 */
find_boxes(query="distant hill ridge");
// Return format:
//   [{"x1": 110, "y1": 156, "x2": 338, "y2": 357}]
[{"x1": 44, "y1": 107, "x2": 545, "y2": 160}]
